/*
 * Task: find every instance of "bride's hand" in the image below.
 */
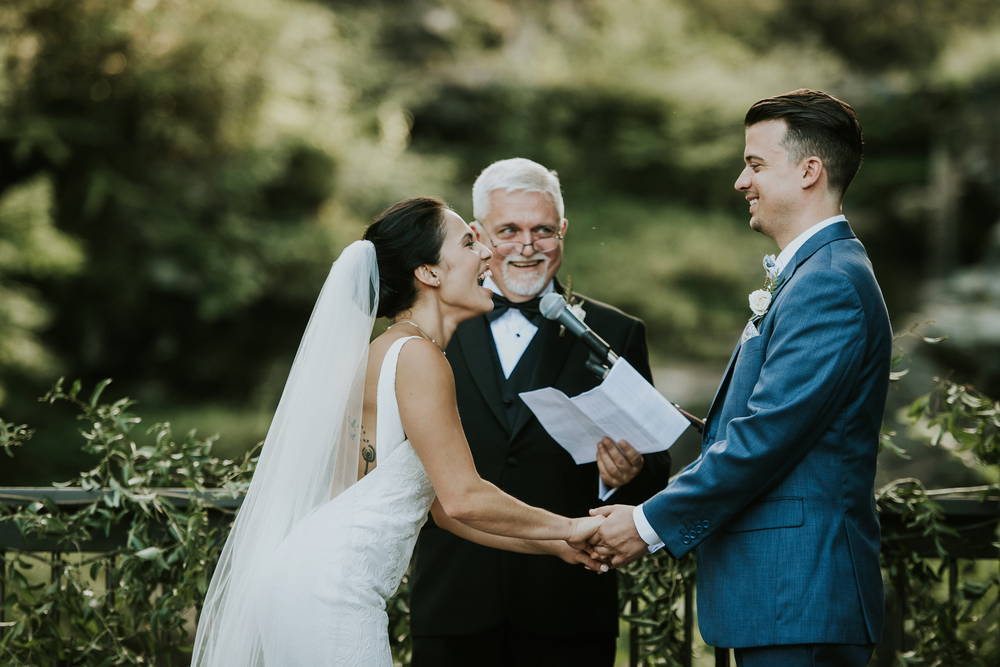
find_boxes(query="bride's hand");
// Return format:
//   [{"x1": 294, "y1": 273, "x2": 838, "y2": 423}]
[
  {"x1": 567, "y1": 515, "x2": 604, "y2": 548},
  {"x1": 548, "y1": 540, "x2": 610, "y2": 573}
]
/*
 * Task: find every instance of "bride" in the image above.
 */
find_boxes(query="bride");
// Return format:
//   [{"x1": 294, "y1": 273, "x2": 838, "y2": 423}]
[{"x1": 192, "y1": 197, "x2": 606, "y2": 666}]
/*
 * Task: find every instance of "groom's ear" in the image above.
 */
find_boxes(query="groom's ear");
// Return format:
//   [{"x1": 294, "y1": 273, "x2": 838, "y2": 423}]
[{"x1": 800, "y1": 156, "x2": 823, "y2": 190}]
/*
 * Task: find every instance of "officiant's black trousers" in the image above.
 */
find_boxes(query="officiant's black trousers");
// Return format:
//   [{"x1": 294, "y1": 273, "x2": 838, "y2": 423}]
[{"x1": 412, "y1": 627, "x2": 617, "y2": 667}]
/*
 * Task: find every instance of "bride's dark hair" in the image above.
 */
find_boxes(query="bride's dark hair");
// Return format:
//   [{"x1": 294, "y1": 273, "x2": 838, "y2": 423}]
[{"x1": 363, "y1": 197, "x2": 449, "y2": 318}]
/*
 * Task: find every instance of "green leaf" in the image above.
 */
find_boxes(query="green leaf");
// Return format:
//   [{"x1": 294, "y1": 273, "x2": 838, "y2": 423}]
[
  {"x1": 89, "y1": 379, "x2": 113, "y2": 408},
  {"x1": 135, "y1": 546, "x2": 162, "y2": 560}
]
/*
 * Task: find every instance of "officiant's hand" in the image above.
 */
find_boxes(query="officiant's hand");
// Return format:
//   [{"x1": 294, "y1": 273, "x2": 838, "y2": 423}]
[
  {"x1": 588, "y1": 504, "x2": 649, "y2": 568},
  {"x1": 596, "y1": 437, "x2": 644, "y2": 489}
]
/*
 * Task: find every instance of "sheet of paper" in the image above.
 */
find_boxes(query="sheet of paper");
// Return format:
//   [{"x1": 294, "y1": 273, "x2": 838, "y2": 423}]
[{"x1": 519, "y1": 359, "x2": 689, "y2": 464}]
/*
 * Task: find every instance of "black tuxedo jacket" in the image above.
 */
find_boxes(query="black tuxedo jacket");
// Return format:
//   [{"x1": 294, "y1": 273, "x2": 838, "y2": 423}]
[{"x1": 410, "y1": 293, "x2": 672, "y2": 637}]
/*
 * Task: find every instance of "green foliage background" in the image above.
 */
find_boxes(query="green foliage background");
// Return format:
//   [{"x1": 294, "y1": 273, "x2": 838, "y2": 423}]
[{"x1": 1, "y1": 0, "x2": 998, "y2": 505}]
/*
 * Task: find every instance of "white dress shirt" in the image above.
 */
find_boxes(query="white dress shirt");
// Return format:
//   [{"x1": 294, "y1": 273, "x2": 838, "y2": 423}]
[
  {"x1": 484, "y1": 276, "x2": 552, "y2": 379},
  {"x1": 632, "y1": 214, "x2": 849, "y2": 553},
  {"x1": 484, "y1": 277, "x2": 618, "y2": 500}
]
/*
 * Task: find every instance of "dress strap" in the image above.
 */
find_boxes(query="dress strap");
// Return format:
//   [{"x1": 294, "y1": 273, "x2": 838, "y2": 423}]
[{"x1": 375, "y1": 336, "x2": 421, "y2": 457}]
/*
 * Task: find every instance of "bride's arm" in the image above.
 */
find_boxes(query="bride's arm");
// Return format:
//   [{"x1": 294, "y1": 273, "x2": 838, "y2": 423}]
[
  {"x1": 429, "y1": 499, "x2": 607, "y2": 571},
  {"x1": 398, "y1": 339, "x2": 601, "y2": 545}
]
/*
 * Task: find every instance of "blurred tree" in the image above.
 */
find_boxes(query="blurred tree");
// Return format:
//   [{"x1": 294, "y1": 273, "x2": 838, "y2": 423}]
[
  {"x1": 0, "y1": 0, "x2": 457, "y2": 480},
  {"x1": 0, "y1": 175, "x2": 83, "y2": 404},
  {"x1": 1, "y1": 0, "x2": 343, "y2": 402},
  {"x1": 686, "y1": 0, "x2": 1000, "y2": 73},
  {"x1": 0, "y1": 0, "x2": 450, "y2": 410}
]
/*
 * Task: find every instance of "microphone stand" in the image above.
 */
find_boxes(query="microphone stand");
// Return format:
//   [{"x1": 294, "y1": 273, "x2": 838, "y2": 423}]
[
  {"x1": 673, "y1": 405, "x2": 706, "y2": 433},
  {"x1": 583, "y1": 352, "x2": 612, "y2": 380},
  {"x1": 582, "y1": 352, "x2": 706, "y2": 434}
]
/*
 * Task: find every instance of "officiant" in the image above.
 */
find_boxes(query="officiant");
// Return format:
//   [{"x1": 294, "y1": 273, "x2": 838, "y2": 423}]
[{"x1": 410, "y1": 158, "x2": 672, "y2": 666}]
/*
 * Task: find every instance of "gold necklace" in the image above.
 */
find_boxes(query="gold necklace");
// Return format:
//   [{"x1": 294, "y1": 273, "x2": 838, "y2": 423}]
[{"x1": 388, "y1": 319, "x2": 442, "y2": 349}]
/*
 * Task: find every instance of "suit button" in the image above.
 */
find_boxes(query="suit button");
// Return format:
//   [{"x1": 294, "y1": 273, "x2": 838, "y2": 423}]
[{"x1": 506, "y1": 456, "x2": 518, "y2": 466}]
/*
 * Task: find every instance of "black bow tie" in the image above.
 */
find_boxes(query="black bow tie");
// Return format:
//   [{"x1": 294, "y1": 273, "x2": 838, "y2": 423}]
[{"x1": 487, "y1": 294, "x2": 543, "y2": 324}]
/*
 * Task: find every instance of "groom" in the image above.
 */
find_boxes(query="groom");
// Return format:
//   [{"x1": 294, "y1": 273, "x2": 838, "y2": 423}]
[
  {"x1": 410, "y1": 158, "x2": 672, "y2": 666},
  {"x1": 592, "y1": 90, "x2": 892, "y2": 666}
]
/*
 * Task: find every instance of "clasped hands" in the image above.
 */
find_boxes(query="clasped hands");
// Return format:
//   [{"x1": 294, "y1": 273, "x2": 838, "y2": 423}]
[
  {"x1": 585, "y1": 503, "x2": 649, "y2": 568},
  {"x1": 563, "y1": 503, "x2": 648, "y2": 572},
  {"x1": 560, "y1": 437, "x2": 649, "y2": 572}
]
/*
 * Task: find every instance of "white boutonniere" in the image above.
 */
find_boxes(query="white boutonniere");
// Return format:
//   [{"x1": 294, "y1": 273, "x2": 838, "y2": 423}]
[
  {"x1": 748, "y1": 254, "x2": 780, "y2": 318},
  {"x1": 748, "y1": 289, "x2": 771, "y2": 317}
]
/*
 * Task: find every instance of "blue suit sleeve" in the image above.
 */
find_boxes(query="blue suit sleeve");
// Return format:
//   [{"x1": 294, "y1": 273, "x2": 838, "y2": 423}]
[{"x1": 642, "y1": 269, "x2": 867, "y2": 557}]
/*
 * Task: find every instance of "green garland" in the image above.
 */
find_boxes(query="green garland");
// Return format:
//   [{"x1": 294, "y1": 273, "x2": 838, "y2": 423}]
[
  {"x1": 0, "y1": 375, "x2": 996, "y2": 665},
  {"x1": 872, "y1": 378, "x2": 998, "y2": 667},
  {"x1": 1, "y1": 379, "x2": 258, "y2": 665}
]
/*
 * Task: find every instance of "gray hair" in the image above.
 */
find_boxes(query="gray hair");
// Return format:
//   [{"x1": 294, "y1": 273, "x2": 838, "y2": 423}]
[{"x1": 471, "y1": 158, "x2": 565, "y2": 222}]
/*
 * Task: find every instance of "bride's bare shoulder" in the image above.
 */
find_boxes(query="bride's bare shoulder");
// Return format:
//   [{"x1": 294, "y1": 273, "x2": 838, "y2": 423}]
[
  {"x1": 394, "y1": 337, "x2": 453, "y2": 394},
  {"x1": 367, "y1": 332, "x2": 447, "y2": 375}
]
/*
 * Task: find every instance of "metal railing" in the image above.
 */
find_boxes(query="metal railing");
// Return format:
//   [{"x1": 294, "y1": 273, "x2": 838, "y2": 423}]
[{"x1": 2, "y1": 487, "x2": 997, "y2": 666}]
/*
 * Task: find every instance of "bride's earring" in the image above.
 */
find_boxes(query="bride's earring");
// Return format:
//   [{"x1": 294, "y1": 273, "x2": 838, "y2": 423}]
[{"x1": 416, "y1": 265, "x2": 440, "y2": 287}]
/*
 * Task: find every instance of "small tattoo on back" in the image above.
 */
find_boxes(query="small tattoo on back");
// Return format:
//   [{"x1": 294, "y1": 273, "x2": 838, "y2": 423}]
[{"x1": 361, "y1": 429, "x2": 375, "y2": 475}]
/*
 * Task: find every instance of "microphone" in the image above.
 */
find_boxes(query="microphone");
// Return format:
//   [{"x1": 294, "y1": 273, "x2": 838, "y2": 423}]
[
  {"x1": 540, "y1": 292, "x2": 706, "y2": 433},
  {"x1": 540, "y1": 293, "x2": 619, "y2": 367}
]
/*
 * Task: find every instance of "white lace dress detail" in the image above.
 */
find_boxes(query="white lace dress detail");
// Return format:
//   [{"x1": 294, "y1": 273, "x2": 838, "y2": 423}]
[{"x1": 256, "y1": 336, "x2": 435, "y2": 665}]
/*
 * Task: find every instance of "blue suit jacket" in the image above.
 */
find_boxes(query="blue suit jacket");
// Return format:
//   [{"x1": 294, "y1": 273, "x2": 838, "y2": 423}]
[{"x1": 643, "y1": 221, "x2": 891, "y2": 648}]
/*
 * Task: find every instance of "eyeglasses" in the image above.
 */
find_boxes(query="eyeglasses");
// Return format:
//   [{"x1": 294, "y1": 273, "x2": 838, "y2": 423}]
[{"x1": 478, "y1": 225, "x2": 565, "y2": 257}]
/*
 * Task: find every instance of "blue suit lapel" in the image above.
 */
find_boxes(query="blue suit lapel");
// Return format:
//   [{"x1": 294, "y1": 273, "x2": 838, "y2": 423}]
[{"x1": 702, "y1": 221, "x2": 858, "y2": 440}]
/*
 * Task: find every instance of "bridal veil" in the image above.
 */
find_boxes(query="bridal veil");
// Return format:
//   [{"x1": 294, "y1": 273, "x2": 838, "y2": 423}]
[{"x1": 192, "y1": 240, "x2": 378, "y2": 666}]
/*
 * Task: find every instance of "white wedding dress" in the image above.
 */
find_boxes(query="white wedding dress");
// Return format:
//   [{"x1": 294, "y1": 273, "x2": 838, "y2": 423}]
[{"x1": 256, "y1": 336, "x2": 435, "y2": 666}]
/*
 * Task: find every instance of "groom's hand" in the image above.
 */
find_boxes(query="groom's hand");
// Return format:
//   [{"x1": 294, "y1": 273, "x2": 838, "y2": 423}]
[
  {"x1": 596, "y1": 437, "x2": 644, "y2": 489},
  {"x1": 589, "y1": 504, "x2": 648, "y2": 568}
]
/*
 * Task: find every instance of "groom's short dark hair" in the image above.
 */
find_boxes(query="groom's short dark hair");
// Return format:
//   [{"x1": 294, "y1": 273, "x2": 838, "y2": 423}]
[{"x1": 745, "y1": 89, "x2": 863, "y2": 197}]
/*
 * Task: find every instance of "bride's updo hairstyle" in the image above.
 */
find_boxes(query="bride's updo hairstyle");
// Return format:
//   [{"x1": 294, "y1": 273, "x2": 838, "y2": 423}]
[{"x1": 363, "y1": 197, "x2": 449, "y2": 319}]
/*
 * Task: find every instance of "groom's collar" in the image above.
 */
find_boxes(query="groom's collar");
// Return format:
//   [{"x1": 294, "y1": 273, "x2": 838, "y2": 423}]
[
  {"x1": 769, "y1": 218, "x2": 856, "y2": 300},
  {"x1": 774, "y1": 214, "x2": 847, "y2": 275}
]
